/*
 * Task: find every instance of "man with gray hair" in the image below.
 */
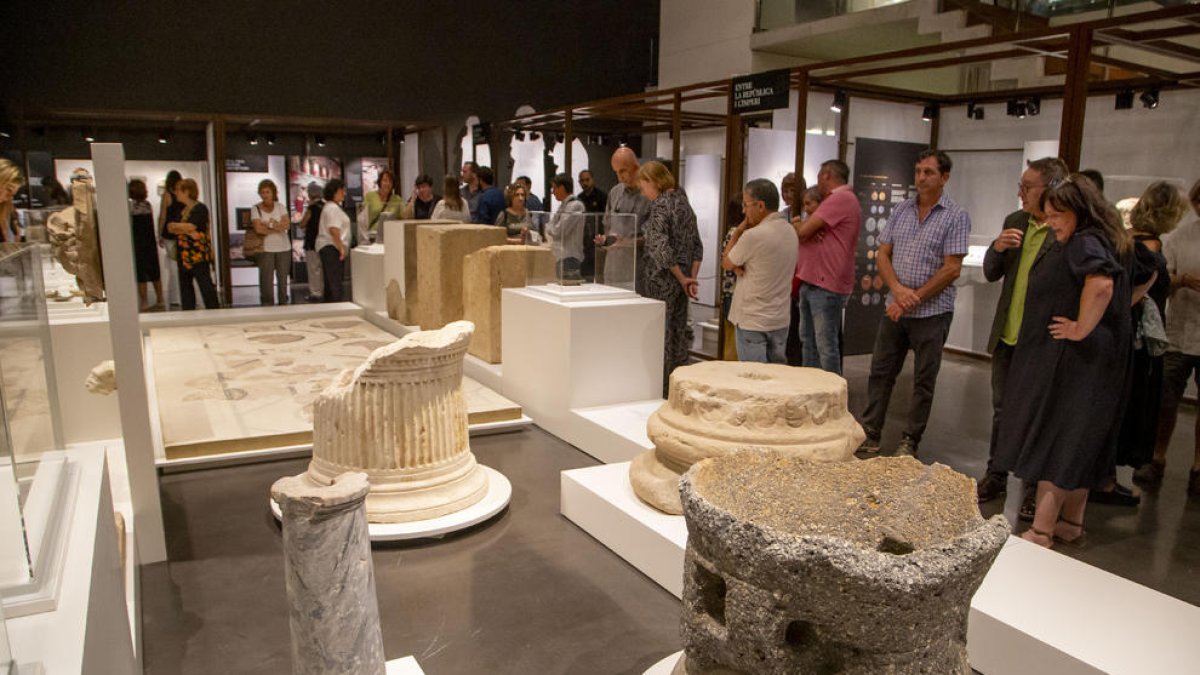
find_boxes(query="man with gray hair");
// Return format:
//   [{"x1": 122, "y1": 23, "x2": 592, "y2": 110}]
[
  {"x1": 598, "y1": 147, "x2": 651, "y2": 291},
  {"x1": 976, "y1": 156, "x2": 1068, "y2": 510},
  {"x1": 722, "y1": 178, "x2": 799, "y2": 363}
]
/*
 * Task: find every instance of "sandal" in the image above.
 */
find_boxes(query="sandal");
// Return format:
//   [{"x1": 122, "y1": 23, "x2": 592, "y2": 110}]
[
  {"x1": 1053, "y1": 517, "x2": 1086, "y2": 547},
  {"x1": 1021, "y1": 526, "x2": 1053, "y2": 549}
]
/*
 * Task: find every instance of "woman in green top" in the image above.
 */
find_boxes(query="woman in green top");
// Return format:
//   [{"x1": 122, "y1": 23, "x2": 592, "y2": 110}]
[
  {"x1": 495, "y1": 183, "x2": 531, "y2": 244},
  {"x1": 363, "y1": 169, "x2": 404, "y2": 236}
]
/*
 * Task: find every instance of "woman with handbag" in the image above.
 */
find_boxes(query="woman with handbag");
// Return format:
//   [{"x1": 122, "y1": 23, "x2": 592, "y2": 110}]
[
  {"x1": 249, "y1": 179, "x2": 292, "y2": 305},
  {"x1": 363, "y1": 169, "x2": 403, "y2": 240},
  {"x1": 167, "y1": 178, "x2": 220, "y2": 310}
]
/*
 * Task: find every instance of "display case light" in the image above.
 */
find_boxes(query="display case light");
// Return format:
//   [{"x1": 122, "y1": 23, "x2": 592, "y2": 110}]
[
  {"x1": 530, "y1": 132, "x2": 541, "y2": 141},
  {"x1": 515, "y1": 131, "x2": 526, "y2": 141},
  {"x1": 266, "y1": 133, "x2": 277, "y2": 146},
  {"x1": 967, "y1": 102, "x2": 984, "y2": 120},
  {"x1": 315, "y1": 135, "x2": 326, "y2": 148},
  {"x1": 249, "y1": 133, "x2": 260, "y2": 146},
  {"x1": 831, "y1": 88, "x2": 847, "y2": 114},
  {"x1": 158, "y1": 130, "x2": 171, "y2": 144},
  {"x1": 1025, "y1": 96, "x2": 1041, "y2": 116},
  {"x1": 1115, "y1": 89, "x2": 1135, "y2": 110},
  {"x1": 1139, "y1": 88, "x2": 1159, "y2": 109},
  {"x1": 921, "y1": 103, "x2": 939, "y2": 122},
  {"x1": 0, "y1": 130, "x2": 11, "y2": 139}
]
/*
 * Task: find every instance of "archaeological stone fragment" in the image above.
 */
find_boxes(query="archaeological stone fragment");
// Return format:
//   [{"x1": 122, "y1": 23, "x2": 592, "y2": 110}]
[
  {"x1": 674, "y1": 453, "x2": 1010, "y2": 675},
  {"x1": 631, "y1": 362, "x2": 864, "y2": 514}
]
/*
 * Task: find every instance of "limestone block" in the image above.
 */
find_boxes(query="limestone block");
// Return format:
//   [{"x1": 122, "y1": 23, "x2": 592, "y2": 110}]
[
  {"x1": 386, "y1": 279, "x2": 404, "y2": 323},
  {"x1": 462, "y1": 245, "x2": 556, "y2": 363},
  {"x1": 381, "y1": 219, "x2": 461, "y2": 326},
  {"x1": 676, "y1": 453, "x2": 1009, "y2": 675},
  {"x1": 307, "y1": 321, "x2": 491, "y2": 523},
  {"x1": 630, "y1": 361, "x2": 863, "y2": 514},
  {"x1": 415, "y1": 224, "x2": 506, "y2": 329},
  {"x1": 271, "y1": 471, "x2": 385, "y2": 675}
]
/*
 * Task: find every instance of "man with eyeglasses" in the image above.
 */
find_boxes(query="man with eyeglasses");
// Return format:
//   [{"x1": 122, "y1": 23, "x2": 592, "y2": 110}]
[
  {"x1": 722, "y1": 179, "x2": 798, "y2": 363},
  {"x1": 975, "y1": 156, "x2": 1068, "y2": 514}
]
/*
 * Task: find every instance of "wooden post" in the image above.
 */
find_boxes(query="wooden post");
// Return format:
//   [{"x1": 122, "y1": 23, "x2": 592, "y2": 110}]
[
  {"x1": 838, "y1": 96, "x2": 851, "y2": 163},
  {"x1": 672, "y1": 92, "x2": 682, "y2": 174},
  {"x1": 794, "y1": 71, "x2": 809, "y2": 188},
  {"x1": 929, "y1": 110, "x2": 941, "y2": 150},
  {"x1": 718, "y1": 86, "x2": 745, "y2": 361},
  {"x1": 212, "y1": 117, "x2": 233, "y2": 306},
  {"x1": 1058, "y1": 25, "x2": 1092, "y2": 171},
  {"x1": 564, "y1": 109, "x2": 573, "y2": 176},
  {"x1": 441, "y1": 125, "x2": 449, "y2": 176},
  {"x1": 386, "y1": 125, "x2": 396, "y2": 183}
]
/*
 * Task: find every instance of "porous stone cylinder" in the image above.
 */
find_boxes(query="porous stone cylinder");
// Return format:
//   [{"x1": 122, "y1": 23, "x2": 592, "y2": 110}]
[
  {"x1": 631, "y1": 361, "x2": 864, "y2": 514},
  {"x1": 675, "y1": 453, "x2": 1010, "y2": 675},
  {"x1": 307, "y1": 320, "x2": 488, "y2": 522},
  {"x1": 271, "y1": 471, "x2": 385, "y2": 675}
]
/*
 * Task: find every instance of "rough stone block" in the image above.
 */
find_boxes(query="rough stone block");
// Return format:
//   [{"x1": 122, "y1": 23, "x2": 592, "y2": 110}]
[
  {"x1": 462, "y1": 245, "x2": 556, "y2": 363},
  {"x1": 382, "y1": 219, "x2": 461, "y2": 326},
  {"x1": 416, "y1": 225, "x2": 506, "y2": 329}
]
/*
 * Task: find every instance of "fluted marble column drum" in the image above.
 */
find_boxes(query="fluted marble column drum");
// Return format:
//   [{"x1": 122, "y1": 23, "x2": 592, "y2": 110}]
[
  {"x1": 630, "y1": 361, "x2": 864, "y2": 514},
  {"x1": 306, "y1": 320, "x2": 488, "y2": 523}
]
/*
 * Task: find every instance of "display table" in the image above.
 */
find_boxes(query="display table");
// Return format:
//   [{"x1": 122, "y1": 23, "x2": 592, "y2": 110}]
[
  {"x1": 501, "y1": 285, "x2": 663, "y2": 459},
  {"x1": 561, "y1": 462, "x2": 1199, "y2": 675}
]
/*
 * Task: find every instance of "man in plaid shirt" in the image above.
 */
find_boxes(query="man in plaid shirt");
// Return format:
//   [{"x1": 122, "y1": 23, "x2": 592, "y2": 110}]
[{"x1": 858, "y1": 149, "x2": 971, "y2": 457}]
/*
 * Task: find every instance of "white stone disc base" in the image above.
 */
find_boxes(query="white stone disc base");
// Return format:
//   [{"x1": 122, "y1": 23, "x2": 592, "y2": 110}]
[
  {"x1": 272, "y1": 466, "x2": 511, "y2": 542},
  {"x1": 643, "y1": 651, "x2": 684, "y2": 674}
]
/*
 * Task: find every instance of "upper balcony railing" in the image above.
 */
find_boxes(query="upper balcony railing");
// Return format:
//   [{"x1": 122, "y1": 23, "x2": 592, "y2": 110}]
[{"x1": 755, "y1": 0, "x2": 1198, "y2": 33}]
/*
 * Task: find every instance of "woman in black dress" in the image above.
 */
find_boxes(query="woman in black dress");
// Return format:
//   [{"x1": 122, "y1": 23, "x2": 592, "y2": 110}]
[
  {"x1": 993, "y1": 174, "x2": 1133, "y2": 548},
  {"x1": 638, "y1": 161, "x2": 703, "y2": 395},
  {"x1": 128, "y1": 179, "x2": 163, "y2": 310}
]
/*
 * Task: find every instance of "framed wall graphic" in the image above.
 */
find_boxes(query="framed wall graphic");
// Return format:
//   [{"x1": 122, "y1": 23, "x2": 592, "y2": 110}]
[
  {"x1": 235, "y1": 207, "x2": 252, "y2": 231},
  {"x1": 845, "y1": 137, "x2": 926, "y2": 356}
]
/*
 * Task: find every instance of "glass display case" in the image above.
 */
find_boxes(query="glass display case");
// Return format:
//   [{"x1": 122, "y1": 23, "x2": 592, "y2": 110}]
[{"x1": 523, "y1": 210, "x2": 638, "y2": 298}]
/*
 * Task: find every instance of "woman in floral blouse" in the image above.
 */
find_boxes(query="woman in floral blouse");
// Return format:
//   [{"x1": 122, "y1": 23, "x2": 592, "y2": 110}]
[{"x1": 167, "y1": 178, "x2": 219, "y2": 309}]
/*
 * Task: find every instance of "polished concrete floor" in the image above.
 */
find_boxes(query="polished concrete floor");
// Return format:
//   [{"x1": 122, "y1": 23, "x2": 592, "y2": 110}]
[{"x1": 142, "y1": 352, "x2": 1199, "y2": 674}]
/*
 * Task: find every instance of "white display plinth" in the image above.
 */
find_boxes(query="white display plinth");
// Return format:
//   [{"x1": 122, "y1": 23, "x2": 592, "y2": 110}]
[
  {"x1": 351, "y1": 245, "x2": 386, "y2": 312},
  {"x1": 560, "y1": 462, "x2": 686, "y2": 597},
  {"x1": 502, "y1": 287, "x2": 663, "y2": 460},
  {"x1": 568, "y1": 400, "x2": 660, "y2": 464},
  {"x1": 523, "y1": 282, "x2": 639, "y2": 303},
  {"x1": 562, "y1": 463, "x2": 1200, "y2": 675},
  {"x1": 644, "y1": 651, "x2": 682, "y2": 674},
  {"x1": 271, "y1": 466, "x2": 510, "y2": 542}
]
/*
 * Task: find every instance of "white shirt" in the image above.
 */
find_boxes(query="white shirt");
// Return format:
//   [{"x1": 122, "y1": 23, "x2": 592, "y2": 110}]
[
  {"x1": 727, "y1": 211, "x2": 799, "y2": 332},
  {"x1": 432, "y1": 199, "x2": 471, "y2": 222},
  {"x1": 1164, "y1": 217, "x2": 1200, "y2": 355},
  {"x1": 316, "y1": 202, "x2": 350, "y2": 251},
  {"x1": 254, "y1": 202, "x2": 291, "y2": 253}
]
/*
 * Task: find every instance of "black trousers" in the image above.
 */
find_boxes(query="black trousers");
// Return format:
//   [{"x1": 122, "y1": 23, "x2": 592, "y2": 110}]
[
  {"x1": 319, "y1": 246, "x2": 344, "y2": 302},
  {"x1": 179, "y1": 263, "x2": 219, "y2": 310},
  {"x1": 860, "y1": 312, "x2": 952, "y2": 443},
  {"x1": 985, "y1": 341, "x2": 1014, "y2": 477}
]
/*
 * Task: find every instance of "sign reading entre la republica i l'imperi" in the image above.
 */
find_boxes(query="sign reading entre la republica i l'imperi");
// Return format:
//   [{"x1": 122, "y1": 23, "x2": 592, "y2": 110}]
[{"x1": 731, "y1": 69, "x2": 791, "y2": 114}]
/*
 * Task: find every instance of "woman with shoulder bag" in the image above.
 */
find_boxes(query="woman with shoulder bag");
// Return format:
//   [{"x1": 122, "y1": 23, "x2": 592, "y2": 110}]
[{"x1": 250, "y1": 179, "x2": 291, "y2": 305}]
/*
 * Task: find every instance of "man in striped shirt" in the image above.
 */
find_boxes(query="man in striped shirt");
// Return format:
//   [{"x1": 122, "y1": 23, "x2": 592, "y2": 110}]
[{"x1": 858, "y1": 149, "x2": 971, "y2": 458}]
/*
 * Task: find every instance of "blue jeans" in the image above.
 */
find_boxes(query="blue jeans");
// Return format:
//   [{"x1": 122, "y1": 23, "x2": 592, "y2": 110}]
[
  {"x1": 799, "y1": 283, "x2": 848, "y2": 374},
  {"x1": 735, "y1": 326, "x2": 788, "y2": 364}
]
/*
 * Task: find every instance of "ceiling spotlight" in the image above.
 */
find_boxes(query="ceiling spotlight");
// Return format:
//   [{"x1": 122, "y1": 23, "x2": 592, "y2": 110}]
[
  {"x1": 248, "y1": 133, "x2": 260, "y2": 146},
  {"x1": 315, "y1": 135, "x2": 326, "y2": 148},
  {"x1": 1139, "y1": 88, "x2": 1160, "y2": 109},
  {"x1": 515, "y1": 131, "x2": 526, "y2": 142},
  {"x1": 158, "y1": 130, "x2": 171, "y2": 144},
  {"x1": 921, "y1": 103, "x2": 939, "y2": 122},
  {"x1": 82, "y1": 128, "x2": 96, "y2": 143},
  {"x1": 266, "y1": 133, "x2": 277, "y2": 146},
  {"x1": 967, "y1": 102, "x2": 984, "y2": 120},
  {"x1": 1006, "y1": 99, "x2": 1028, "y2": 118},
  {"x1": 0, "y1": 130, "x2": 11, "y2": 139},
  {"x1": 1025, "y1": 96, "x2": 1041, "y2": 116},
  {"x1": 831, "y1": 88, "x2": 847, "y2": 114},
  {"x1": 1115, "y1": 89, "x2": 1135, "y2": 110}
]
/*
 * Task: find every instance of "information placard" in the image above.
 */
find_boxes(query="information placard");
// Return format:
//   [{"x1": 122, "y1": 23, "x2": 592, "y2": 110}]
[{"x1": 731, "y1": 69, "x2": 791, "y2": 114}]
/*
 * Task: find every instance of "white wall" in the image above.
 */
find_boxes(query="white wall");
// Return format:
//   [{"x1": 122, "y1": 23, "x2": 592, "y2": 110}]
[
  {"x1": 53, "y1": 160, "x2": 211, "y2": 225},
  {"x1": 658, "y1": 0, "x2": 756, "y2": 88}
]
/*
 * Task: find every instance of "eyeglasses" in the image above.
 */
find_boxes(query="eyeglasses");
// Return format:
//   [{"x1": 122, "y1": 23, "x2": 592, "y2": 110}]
[{"x1": 1017, "y1": 182, "x2": 1044, "y2": 193}]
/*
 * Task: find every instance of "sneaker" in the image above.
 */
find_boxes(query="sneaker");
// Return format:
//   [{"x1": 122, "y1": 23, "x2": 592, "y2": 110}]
[
  {"x1": 976, "y1": 472, "x2": 1007, "y2": 503},
  {"x1": 895, "y1": 435, "x2": 919, "y2": 457},
  {"x1": 1132, "y1": 461, "x2": 1165, "y2": 489},
  {"x1": 857, "y1": 435, "x2": 881, "y2": 454}
]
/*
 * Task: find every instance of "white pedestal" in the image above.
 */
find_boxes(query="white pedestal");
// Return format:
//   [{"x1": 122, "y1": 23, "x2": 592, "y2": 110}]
[
  {"x1": 568, "y1": 400, "x2": 660, "y2": 464},
  {"x1": 386, "y1": 656, "x2": 425, "y2": 674},
  {"x1": 351, "y1": 245, "x2": 386, "y2": 312},
  {"x1": 560, "y1": 462, "x2": 686, "y2": 597},
  {"x1": 562, "y1": 463, "x2": 1200, "y2": 675},
  {"x1": 501, "y1": 287, "x2": 663, "y2": 459}
]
